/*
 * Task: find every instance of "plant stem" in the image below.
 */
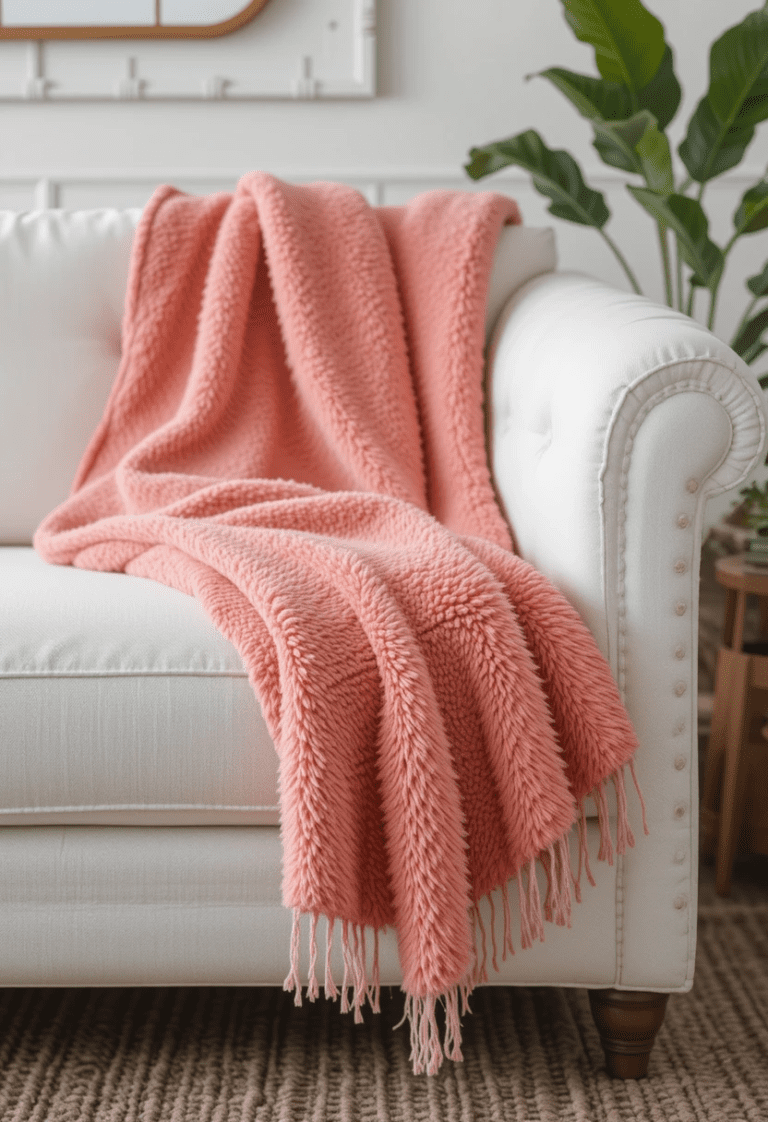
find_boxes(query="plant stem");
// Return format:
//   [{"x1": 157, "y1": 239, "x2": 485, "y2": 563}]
[
  {"x1": 723, "y1": 231, "x2": 739, "y2": 257},
  {"x1": 678, "y1": 175, "x2": 693, "y2": 194},
  {"x1": 676, "y1": 244, "x2": 684, "y2": 312},
  {"x1": 707, "y1": 266, "x2": 726, "y2": 334},
  {"x1": 732, "y1": 293, "x2": 761, "y2": 346},
  {"x1": 600, "y1": 229, "x2": 643, "y2": 295},
  {"x1": 686, "y1": 285, "x2": 696, "y2": 318},
  {"x1": 657, "y1": 222, "x2": 673, "y2": 306},
  {"x1": 743, "y1": 336, "x2": 767, "y2": 364}
]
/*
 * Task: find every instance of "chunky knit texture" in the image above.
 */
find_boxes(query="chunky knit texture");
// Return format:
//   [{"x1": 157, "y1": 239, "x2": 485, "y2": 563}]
[{"x1": 35, "y1": 173, "x2": 642, "y2": 1074}]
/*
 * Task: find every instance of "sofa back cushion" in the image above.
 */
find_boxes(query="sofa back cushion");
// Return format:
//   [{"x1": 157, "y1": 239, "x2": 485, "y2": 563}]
[
  {"x1": 0, "y1": 209, "x2": 140, "y2": 544},
  {"x1": 0, "y1": 208, "x2": 555, "y2": 544}
]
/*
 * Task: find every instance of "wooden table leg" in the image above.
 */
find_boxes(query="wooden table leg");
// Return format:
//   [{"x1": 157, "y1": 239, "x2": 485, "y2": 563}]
[
  {"x1": 715, "y1": 651, "x2": 752, "y2": 895},
  {"x1": 701, "y1": 647, "x2": 732, "y2": 858},
  {"x1": 722, "y1": 589, "x2": 737, "y2": 649},
  {"x1": 731, "y1": 590, "x2": 748, "y2": 655}
]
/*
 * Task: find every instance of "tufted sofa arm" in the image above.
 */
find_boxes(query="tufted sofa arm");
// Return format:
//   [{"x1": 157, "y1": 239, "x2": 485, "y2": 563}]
[{"x1": 487, "y1": 270, "x2": 767, "y2": 990}]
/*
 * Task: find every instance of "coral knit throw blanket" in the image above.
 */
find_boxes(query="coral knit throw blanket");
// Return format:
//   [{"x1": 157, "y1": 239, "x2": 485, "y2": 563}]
[{"x1": 35, "y1": 172, "x2": 643, "y2": 1074}]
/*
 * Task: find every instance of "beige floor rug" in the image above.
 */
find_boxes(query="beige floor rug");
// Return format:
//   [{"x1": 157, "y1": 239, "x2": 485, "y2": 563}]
[{"x1": 0, "y1": 860, "x2": 766, "y2": 1122}]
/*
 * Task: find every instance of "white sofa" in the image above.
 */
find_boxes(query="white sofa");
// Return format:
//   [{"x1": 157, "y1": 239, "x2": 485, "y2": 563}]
[{"x1": 1, "y1": 205, "x2": 765, "y2": 1078}]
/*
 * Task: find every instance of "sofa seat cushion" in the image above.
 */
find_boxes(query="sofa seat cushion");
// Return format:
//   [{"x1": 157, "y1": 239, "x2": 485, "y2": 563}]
[{"x1": 0, "y1": 548, "x2": 280, "y2": 826}]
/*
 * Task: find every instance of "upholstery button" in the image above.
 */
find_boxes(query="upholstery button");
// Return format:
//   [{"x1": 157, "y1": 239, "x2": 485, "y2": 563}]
[
  {"x1": 674, "y1": 681, "x2": 687, "y2": 696},
  {"x1": 674, "y1": 848, "x2": 686, "y2": 864},
  {"x1": 674, "y1": 801, "x2": 686, "y2": 819},
  {"x1": 675, "y1": 645, "x2": 685, "y2": 659},
  {"x1": 674, "y1": 754, "x2": 686, "y2": 770},
  {"x1": 677, "y1": 514, "x2": 690, "y2": 529},
  {"x1": 673, "y1": 894, "x2": 688, "y2": 910},
  {"x1": 686, "y1": 479, "x2": 698, "y2": 493},
  {"x1": 673, "y1": 719, "x2": 686, "y2": 736},
  {"x1": 674, "y1": 559, "x2": 687, "y2": 574},
  {"x1": 675, "y1": 601, "x2": 687, "y2": 616}
]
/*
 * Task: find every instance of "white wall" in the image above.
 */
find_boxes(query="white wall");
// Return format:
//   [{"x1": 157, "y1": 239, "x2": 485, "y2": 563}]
[{"x1": 1, "y1": 0, "x2": 767, "y2": 513}]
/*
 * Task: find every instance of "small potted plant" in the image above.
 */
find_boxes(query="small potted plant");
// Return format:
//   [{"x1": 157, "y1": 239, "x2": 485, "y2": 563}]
[{"x1": 738, "y1": 482, "x2": 768, "y2": 565}]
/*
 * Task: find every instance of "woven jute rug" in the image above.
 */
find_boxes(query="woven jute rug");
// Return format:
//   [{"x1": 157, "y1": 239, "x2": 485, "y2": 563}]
[{"x1": 0, "y1": 860, "x2": 766, "y2": 1122}]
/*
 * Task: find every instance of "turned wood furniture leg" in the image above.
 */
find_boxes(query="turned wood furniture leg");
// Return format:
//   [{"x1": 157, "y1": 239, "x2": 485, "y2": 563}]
[{"x1": 588, "y1": 990, "x2": 669, "y2": 1078}]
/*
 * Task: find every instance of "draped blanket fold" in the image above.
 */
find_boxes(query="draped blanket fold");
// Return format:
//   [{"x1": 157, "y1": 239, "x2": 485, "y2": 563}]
[{"x1": 35, "y1": 173, "x2": 643, "y2": 1074}]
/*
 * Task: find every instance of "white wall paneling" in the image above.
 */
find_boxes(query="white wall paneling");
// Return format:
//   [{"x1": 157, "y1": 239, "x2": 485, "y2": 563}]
[{"x1": 0, "y1": 0, "x2": 375, "y2": 100}]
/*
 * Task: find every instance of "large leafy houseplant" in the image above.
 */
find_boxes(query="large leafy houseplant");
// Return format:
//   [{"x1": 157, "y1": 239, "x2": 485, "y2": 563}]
[{"x1": 465, "y1": 0, "x2": 768, "y2": 383}]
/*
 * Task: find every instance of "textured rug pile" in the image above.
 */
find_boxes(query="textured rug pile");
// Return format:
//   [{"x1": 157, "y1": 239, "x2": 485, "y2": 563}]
[{"x1": 1, "y1": 861, "x2": 765, "y2": 1121}]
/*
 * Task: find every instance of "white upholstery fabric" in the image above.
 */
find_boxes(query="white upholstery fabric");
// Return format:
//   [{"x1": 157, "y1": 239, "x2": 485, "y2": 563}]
[
  {"x1": 488, "y1": 271, "x2": 767, "y2": 990},
  {"x1": 0, "y1": 209, "x2": 140, "y2": 544},
  {"x1": 0, "y1": 210, "x2": 555, "y2": 545},
  {"x1": 485, "y1": 225, "x2": 556, "y2": 344},
  {"x1": 0, "y1": 823, "x2": 623, "y2": 988},
  {"x1": 0, "y1": 548, "x2": 280, "y2": 825},
  {"x1": 488, "y1": 272, "x2": 766, "y2": 660}
]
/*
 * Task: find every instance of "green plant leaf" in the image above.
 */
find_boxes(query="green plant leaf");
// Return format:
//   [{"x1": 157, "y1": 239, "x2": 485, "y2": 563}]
[
  {"x1": 745, "y1": 342, "x2": 768, "y2": 365},
  {"x1": 465, "y1": 130, "x2": 610, "y2": 228},
  {"x1": 734, "y1": 180, "x2": 768, "y2": 235},
  {"x1": 732, "y1": 306, "x2": 768, "y2": 358},
  {"x1": 636, "y1": 45, "x2": 682, "y2": 131},
  {"x1": 536, "y1": 66, "x2": 633, "y2": 120},
  {"x1": 536, "y1": 46, "x2": 681, "y2": 128},
  {"x1": 592, "y1": 113, "x2": 648, "y2": 173},
  {"x1": 679, "y1": 7, "x2": 768, "y2": 183},
  {"x1": 537, "y1": 68, "x2": 676, "y2": 184},
  {"x1": 679, "y1": 101, "x2": 753, "y2": 182},
  {"x1": 634, "y1": 115, "x2": 674, "y2": 191},
  {"x1": 589, "y1": 109, "x2": 673, "y2": 190},
  {"x1": 628, "y1": 188, "x2": 724, "y2": 288},
  {"x1": 748, "y1": 260, "x2": 768, "y2": 296},
  {"x1": 635, "y1": 126, "x2": 674, "y2": 193},
  {"x1": 740, "y1": 482, "x2": 768, "y2": 507},
  {"x1": 560, "y1": 0, "x2": 666, "y2": 94}
]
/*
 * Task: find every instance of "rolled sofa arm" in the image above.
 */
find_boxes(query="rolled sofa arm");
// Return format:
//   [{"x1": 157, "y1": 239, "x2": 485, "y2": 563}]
[{"x1": 487, "y1": 270, "x2": 767, "y2": 990}]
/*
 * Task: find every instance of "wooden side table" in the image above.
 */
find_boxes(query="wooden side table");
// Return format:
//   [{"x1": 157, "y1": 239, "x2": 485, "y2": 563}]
[{"x1": 700, "y1": 554, "x2": 768, "y2": 894}]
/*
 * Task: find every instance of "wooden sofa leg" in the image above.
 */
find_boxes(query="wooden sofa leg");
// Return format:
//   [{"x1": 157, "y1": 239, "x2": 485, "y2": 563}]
[{"x1": 588, "y1": 990, "x2": 669, "y2": 1078}]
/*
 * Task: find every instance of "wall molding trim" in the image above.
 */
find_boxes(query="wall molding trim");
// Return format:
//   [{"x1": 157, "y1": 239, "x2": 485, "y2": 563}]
[
  {"x1": 1, "y1": 164, "x2": 763, "y2": 183},
  {"x1": 0, "y1": 163, "x2": 765, "y2": 212}
]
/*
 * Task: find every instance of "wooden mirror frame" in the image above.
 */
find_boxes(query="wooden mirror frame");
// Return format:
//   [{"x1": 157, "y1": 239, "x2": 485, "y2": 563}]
[{"x1": 0, "y1": 0, "x2": 271, "y2": 39}]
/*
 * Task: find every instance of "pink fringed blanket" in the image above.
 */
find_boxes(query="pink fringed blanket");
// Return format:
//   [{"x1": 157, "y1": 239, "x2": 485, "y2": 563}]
[{"x1": 35, "y1": 173, "x2": 643, "y2": 1073}]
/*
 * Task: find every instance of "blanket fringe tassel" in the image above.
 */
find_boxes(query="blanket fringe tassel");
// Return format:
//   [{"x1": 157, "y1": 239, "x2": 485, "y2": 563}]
[{"x1": 283, "y1": 762, "x2": 648, "y2": 1075}]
